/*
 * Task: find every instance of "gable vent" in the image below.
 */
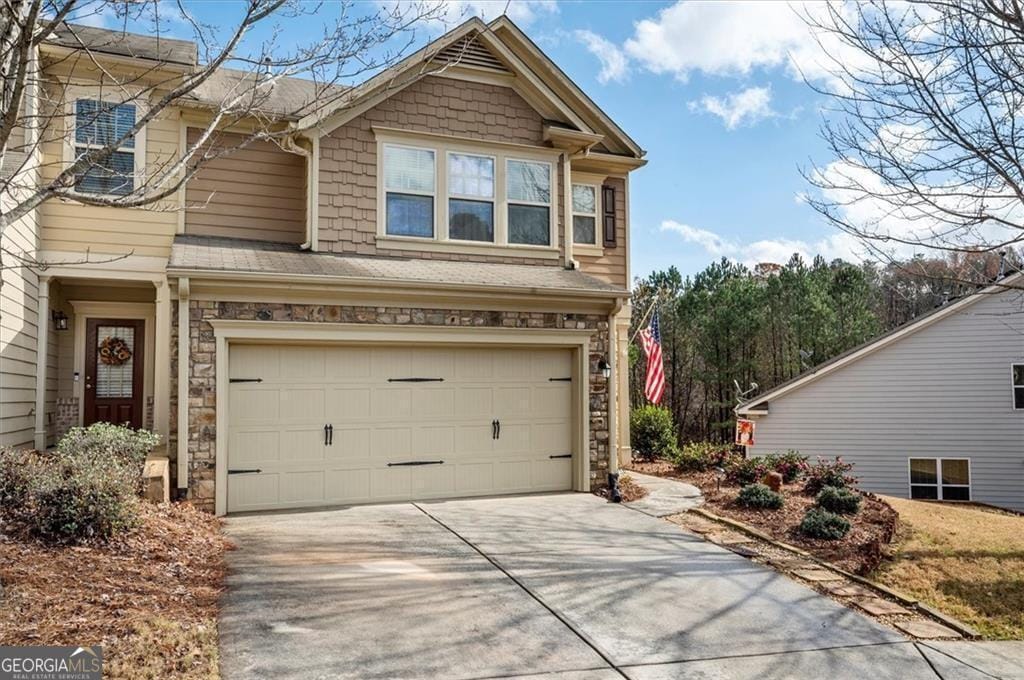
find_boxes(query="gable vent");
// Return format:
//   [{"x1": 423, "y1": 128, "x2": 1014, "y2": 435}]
[{"x1": 435, "y1": 35, "x2": 511, "y2": 74}]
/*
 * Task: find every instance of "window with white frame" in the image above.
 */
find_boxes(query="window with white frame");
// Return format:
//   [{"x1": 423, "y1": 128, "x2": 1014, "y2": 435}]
[
  {"x1": 1013, "y1": 364, "x2": 1024, "y2": 409},
  {"x1": 909, "y1": 458, "x2": 970, "y2": 501},
  {"x1": 572, "y1": 183, "x2": 599, "y2": 245},
  {"x1": 448, "y1": 152, "x2": 495, "y2": 242},
  {"x1": 73, "y1": 99, "x2": 137, "y2": 195},
  {"x1": 384, "y1": 144, "x2": 435, "y2": 238},
  {"x1": 506, "y1": 159, "x2": 552, "y2": 246}
]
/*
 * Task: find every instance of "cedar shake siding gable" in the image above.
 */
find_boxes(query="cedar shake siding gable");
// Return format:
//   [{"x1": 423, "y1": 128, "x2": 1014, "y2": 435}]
[
  {"x1": 317, "y1": 75, "x2": 566, "y2": 266},
  {"x1": 185, "y1": 129, "x2": 306, "y2": 244}
]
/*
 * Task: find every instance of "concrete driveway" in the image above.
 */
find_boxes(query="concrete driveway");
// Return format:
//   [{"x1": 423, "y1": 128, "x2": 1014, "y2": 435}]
[{"x1": 220, "y1": 493, "x2": 1019, "y2": 679}]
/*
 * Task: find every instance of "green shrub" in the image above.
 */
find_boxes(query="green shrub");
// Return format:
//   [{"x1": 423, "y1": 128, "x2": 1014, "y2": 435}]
[
  {"x1": 816, "y1": 485, "x2": 862, "y2": 515},
  {"x1": 799, "y1": 507, "x2": 851, "y2": 540},
  {"x1": 630, "y1": 406, "x2": 678, "y2": 460},
  {"x1": 768, "y1": 450, "x2": 809, "y2": 483},
  {"x1": 803, "y1": 457, "x2": 858, "y2": 494},
  {"x1": 725, "y1": 456, "x2": 771, "y2": 486},
  {"x1": 736, "y1": 483, "x2": 784, "y2": 510},
  {"x1": 670, "y1": 441, "x2": 734, "y2": 472},
  {"x1": 0, "y1": 424, "x2": 160, "y2": 544}
]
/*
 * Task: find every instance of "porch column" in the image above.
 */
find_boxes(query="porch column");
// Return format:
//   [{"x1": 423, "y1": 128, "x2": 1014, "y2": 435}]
[
  {"x1": 33, "y1": 276, "x2": 50, "y2": 450},
  {"x1": 177, "y1": 278, "x2": 190, "y2": 489},
  {"x1": 152, "y1": 278, "x2": 170, "y2": 441}
]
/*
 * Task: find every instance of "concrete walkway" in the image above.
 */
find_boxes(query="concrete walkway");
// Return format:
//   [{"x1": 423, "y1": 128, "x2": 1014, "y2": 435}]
[
  {"x1": 220, "y1": 493, "x2": 1023, "y2": 679},
  {"x1": 622, "y1": 472, "x2": 703, "y2": 517}
]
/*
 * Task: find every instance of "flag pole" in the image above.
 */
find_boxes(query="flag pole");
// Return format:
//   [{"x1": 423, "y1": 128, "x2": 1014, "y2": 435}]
[{"x1": 629, "y1": 285, "x2": 670, "y2": 344}]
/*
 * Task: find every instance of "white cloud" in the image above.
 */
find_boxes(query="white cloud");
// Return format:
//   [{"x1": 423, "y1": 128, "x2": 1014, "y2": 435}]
[
  {"x1": 691, "y1": 86, "x2": 775, "y2": 129},
  {"x1": 417, "y1": 0, "x2": 558, "y2": 28},
  {"x1": 574, "y1": 29, "x2": 629, "y2": 84},
  {"x1": 621, "y1": 1, "x2": 868, "y2": 90},
  {"x1": 660, "y1": 219, "x2": 863, "y2": 267}
]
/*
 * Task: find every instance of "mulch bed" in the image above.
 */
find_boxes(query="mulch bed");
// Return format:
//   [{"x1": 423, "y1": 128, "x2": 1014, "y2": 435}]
[
  {"x1": 594, "y1": 473, "x2": 650, "y2": 503},
  {"x1": 626, "y1": 459, "x2": 899, "y2": 574},
  {"x1": 0, "y1": 501, "x2": 229, "y2": 678}
]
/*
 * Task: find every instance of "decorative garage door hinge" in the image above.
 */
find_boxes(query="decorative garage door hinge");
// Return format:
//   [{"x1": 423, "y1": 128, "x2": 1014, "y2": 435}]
[
  {"x1": 228, "y1": 468, "x2": 262, "y2": 474},
  {"x1": 549, "y1": 454, "x2": 572, "y2": 459},
  {"x1": 548, "y1": 377, "x2": 572, "y2": 382},
  {"x1": 387, "y1": 377, "x2": 445, "y2": 382},
  {"x1": 387, "y1": 460, "x2": 445, "y2": 467},
  {"x1": 229, "y1": 378, "x2": 263, "y2": 383}
]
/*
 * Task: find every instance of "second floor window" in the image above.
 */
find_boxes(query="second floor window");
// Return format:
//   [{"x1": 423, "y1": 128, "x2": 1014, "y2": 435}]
[
  {"x1": 384, "y1": 144, "x2": 435, "y2": 238},
  {"x1": 1014, "y1": 364, "x2": 1024, "y2": 410},
  {"x1": 572, "y1": 183, "x2": 598, "y2": 245},
  {"x1": 74, "y1": 99, "x2": 136, "y2": 196},
  {"x1": 448, "y1": 152, "x2": 494, "y2": 242},
  {"x1": 507, "y1": 159, "x2": 551, "y2": 246}
]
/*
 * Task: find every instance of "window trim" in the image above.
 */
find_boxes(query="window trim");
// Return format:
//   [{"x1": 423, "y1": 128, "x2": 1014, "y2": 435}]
[
  {"x1": 63, "y1": 93, "x2": 147, "y2": 199},
  {"x1": 571, "y1": 181, "x2": 601, "y2": 247},
  {"x1": 382, "y1": 142, "x2": 437, "y2": 239},
  {"x1": 446, "y1": 150, "x2": 497, "y2": 244},
  {"x1": 907, "y1": 457, "x2": 971, "y2": 501},
  {"x1": 1012, "y1": 363, "x2": 1024, "y2": 411},
  {"x1": 505, "y1": 156, "x2": 554, "y2": 247},
  {"x1": 375, "y1": 132, "x2": 559, "y2": 255}
]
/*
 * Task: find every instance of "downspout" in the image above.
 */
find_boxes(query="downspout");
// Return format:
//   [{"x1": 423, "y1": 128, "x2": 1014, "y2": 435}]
[
  {"x1": 607, "y1": 297, "x2": 623, "y2": 476},
  {"x1": 176, "y1": 277, "x2": 190, "y2": 492},
  {"x1": 282, "y1": 135, "x2": 315, "y2": 251}
]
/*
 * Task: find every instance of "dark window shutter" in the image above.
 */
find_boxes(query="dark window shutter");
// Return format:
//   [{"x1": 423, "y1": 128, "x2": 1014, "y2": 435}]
[{"x1": 601, "y1": 185, "x2": 617, "y2": 248}]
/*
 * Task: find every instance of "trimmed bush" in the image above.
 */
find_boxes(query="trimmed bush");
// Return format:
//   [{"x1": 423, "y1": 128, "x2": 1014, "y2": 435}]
[
  {"x1": 800, "y1": 507, "x2": 851, "y2": 540},
  {"x1": 803, "y1": 457, "x2": 858, "y2": 494},
  {"x1": 736, "y1": 483, "x2": 784, "y2": 510},
  {"x1": 0, "y1": 424, "x2": 160, "y2": 544},
  {"x1": 725, "y1": 455, "x2": 771, "y2": 486},
  {"x1": 816, "y1": 485, "x2": 862, "y2": 515},
  {"x1": 768, "y1": 450, "x2": 809, "y2": 483},
  {"x1": 630, "y1": 406, "x2": 678, "y2": 461},
  {"x1": 670, "y1": 441, "x2": 734, "y2": 472}
]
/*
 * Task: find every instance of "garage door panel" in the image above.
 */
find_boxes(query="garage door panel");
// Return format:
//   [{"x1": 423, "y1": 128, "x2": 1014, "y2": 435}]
[
  {"x1": 372, "y1": 388, "x2": 411, "y2": 419},
  {"x1": 371, "y1": 427, "x2": 411, "y2": 460},
  {"x1": 228, "y1": 344, "x2": 576, "y2": 512},
  {"x1": 280, "y1": 470, "x2": 324, "y2": 504},
  {"x1": 327, "y1": 427, "x2": 370, "y2": 460},
  {"x1": 280, "y1": 388, "x2": 326, "y2": 422}
]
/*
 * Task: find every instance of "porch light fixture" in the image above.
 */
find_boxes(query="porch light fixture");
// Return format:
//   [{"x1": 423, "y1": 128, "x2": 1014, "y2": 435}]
[
  {"x1": 51, "y1": 310, "x2": 69, "y2": 331},
  {"x1": 598, "y1": 357, "x2": 611, "y2": 379}
]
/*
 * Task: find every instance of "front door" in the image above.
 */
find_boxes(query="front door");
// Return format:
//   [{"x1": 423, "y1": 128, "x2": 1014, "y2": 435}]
[{"x1": 84, "y1": 318, "x2": 145, "y2": 428}]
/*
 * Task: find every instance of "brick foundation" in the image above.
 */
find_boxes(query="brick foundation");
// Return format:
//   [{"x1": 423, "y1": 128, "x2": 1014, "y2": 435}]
[{"x1": 181, "y1": 301, "x2": 611, "y2": 510}]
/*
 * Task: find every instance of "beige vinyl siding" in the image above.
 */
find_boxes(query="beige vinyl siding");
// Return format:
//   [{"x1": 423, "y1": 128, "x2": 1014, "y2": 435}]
[
  {"x1": 0, "y1": 185, "x2": 40, "y2": 448},
  {"x1": 575, "y1": 176, "x2": 627, "y2": 288},
  {"x1": 185, "y1": 129, "x2": 306, "y2": 243},
  {"x1": 748, "y1": 289, "x2": 1024, "y2": 512},
  {"x1": 38, "y1": 102, "x2": 180, "y2": 258}
]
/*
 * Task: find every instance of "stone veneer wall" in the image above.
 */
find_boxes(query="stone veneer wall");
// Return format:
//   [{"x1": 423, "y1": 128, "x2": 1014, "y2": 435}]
[{"x1": 182, "y1": 300, "x2": 611, "y2": 510}]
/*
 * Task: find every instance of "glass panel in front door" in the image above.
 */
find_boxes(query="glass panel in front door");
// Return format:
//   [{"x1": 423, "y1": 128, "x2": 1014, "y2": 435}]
[{"x1": 95, "y1": 325, "x2": 136, "y2": 398}]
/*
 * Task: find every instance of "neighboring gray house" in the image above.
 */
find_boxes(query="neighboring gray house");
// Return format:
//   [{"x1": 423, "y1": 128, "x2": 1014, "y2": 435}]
[{"x1": 736, "y1": 275, "x2": 1024, "y2": 512}]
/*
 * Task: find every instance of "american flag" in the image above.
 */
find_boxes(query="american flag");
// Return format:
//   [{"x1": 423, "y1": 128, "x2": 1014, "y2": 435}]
[{"x1": 639, "y1": 310, "x2": 665, "y2": 404}]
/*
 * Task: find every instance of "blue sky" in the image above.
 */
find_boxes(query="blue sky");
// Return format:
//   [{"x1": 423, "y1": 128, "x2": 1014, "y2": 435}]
[{"x1": 81, "y1": 0, "x2": 864, "y2": 281}]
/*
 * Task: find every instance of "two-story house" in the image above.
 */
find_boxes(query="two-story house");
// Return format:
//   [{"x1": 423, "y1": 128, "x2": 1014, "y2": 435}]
[{"x1": 0, "y1": 17, "x2": 645, "y2": 515}]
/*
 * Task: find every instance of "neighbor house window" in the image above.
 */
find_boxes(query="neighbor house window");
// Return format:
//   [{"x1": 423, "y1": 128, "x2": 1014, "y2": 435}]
[
  {"x1": 506, "y1": 159, "x2": 552, "y2": 246},
  {"x1": 909, "y1": 458, "x2": 971, "y2": 501},
  {"x1": 73, "y1": 99, "x2": 136, "y2": 195},
  {"x1": 572, "y1": 183, "x2": 598, "y2": 245},
  {"x1": 384, "y1": 144, "x2": 435, "y2": 237},
  {"x1": 448, "y1": 152, "x2": 495, "y2": 242},
  {"x1": 1013, "y1": 364, "x2": 1024, "y2": 409}
]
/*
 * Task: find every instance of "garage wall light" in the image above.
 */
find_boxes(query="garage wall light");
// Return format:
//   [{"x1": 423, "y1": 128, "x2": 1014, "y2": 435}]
[{"x1": 598, "y1": 357, "x2": 611, "y2": 379}]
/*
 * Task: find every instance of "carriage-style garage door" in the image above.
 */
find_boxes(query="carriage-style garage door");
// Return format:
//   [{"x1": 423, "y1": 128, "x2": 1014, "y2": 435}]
[{"x1": 226, "y1": 344, "x2": 575, "y2": 513}]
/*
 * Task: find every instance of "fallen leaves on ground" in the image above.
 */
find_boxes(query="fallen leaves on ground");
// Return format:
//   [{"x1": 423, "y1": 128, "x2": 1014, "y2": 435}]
[{"x1": 0, "y1": 502, "x2": 229, "y2": 679}]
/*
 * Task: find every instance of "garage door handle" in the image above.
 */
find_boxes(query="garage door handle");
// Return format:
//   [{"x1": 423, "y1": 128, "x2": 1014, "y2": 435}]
[
  {"x1": 228, "y1": 469, "x2": 262, "y2": 474},
  {"x1": 549, "y1": 454, "x2": 572, "y2": 459},
  {"x1": 388, "y1": 377, "x2": 444, "y2": 382},
  {"x1": 324, "y1": 424, "x2": 333, "y2": 446},
  {"x1": 387, "y1": 460, "x2": 444, "y2": 467}
]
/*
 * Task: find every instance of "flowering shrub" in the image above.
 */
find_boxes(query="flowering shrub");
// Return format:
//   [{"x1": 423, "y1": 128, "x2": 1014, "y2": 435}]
[
  {"x1": 803, "y1": 457, "x2": 858, "y2": 495},
  {"x1": 768, "y1": 450, "x2": 809, "y2": 483},
  {"x1": 670, "y1": 441, "x2": 735, "y2": 472},
  {"x1": 725, "y1": 456, "x2": 772, "y2": 486}
]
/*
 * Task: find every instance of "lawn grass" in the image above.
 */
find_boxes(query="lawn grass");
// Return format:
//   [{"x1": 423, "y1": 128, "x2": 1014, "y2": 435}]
[{"x1": 872, "y1": 496, "x2": 1024, "y2": 639}]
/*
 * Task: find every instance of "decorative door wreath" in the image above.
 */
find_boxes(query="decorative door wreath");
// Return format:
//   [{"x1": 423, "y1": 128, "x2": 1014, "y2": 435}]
[{"x1": 98, "y1": 336, "x2": 133, "y2": 366}]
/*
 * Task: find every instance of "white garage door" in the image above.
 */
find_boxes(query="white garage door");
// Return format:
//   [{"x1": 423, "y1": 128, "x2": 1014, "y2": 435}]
[{"x1": 226, "y1": 344, "x2": 575, "y2": 512}]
